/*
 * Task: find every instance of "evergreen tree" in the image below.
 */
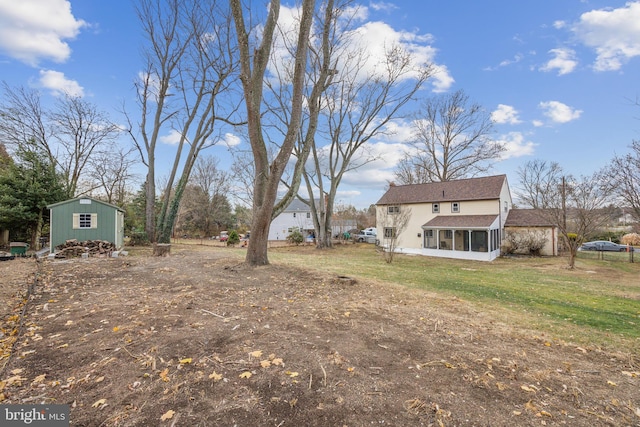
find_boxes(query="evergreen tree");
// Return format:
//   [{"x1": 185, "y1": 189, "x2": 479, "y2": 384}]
[{"x1": 0, "y1": 149, "x2": 66, "y2": 247}]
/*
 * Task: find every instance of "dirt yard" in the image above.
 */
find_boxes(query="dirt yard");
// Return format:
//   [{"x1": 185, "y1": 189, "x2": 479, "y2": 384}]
[{"x1": 1, "y1": 245, "x2": 639, "y2": 426}]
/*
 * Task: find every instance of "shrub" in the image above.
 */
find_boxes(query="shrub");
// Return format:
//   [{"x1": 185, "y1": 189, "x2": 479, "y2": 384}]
[
  {"x1": 621, "y1": 233, "x2": 640, "y2": 246},
  {"x1": 286, "y1": 230, "x2": 304, "y2": 245},
  {"x1": 227, "y1": 230, "x2": 240, "y2": 246},
  {"x1": 128, "y1": 232, "x2": 150, "y2": 246},
  {"x1": 502, "y1": 230, "x2": 548, "y2": 256}
]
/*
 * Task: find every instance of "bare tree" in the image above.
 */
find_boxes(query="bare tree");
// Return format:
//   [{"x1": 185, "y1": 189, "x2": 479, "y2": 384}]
[
  {"x1": 379, "y1": 206, "x2": 412, "y2": 263},
  {"x1": 515, "y1": 159, "x2": 564, "y2": 209},
  {"x1": 395, "y1": 89, "x2": 501, "y2": 184},
  {"x1": 184, "y1": 156, "x2": 231, "y2": 237},
  {"x1": 0, "y1": 84, "x2": 120, "y2": 198},
  {"x1": 128, "y1": 0, "x2": 239, "y2": 246},
  {"x1": 230, "y1": 0, "x2": 315, "y2": 266},
  {"x1": 307, "y1": 42, "x2": 431, "y2": 248},
  {"x1": 607, "y1": 140, "x2": 640, "y2": 222},
  {"x1": 88, "y1": 146, "x2": 140, "y2": 206},
  {"x1": 517, "y1": 160, "x2": 613, "y2": 269}
]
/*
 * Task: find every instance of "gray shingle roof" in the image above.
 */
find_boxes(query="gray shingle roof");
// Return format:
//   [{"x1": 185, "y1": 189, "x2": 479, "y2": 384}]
[
  {"x1": 422, "y1": 215, "x2": 498, "y2": 228},
  {"x1": 504, "y1": 209, "x2": 555, "y2": 227},
  {"x1": 376, "y1": 175, "x2": 507, "y2": 205}
]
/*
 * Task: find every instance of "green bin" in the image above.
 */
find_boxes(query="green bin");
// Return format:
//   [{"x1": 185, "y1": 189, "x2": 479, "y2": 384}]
[{"x1": 9, "y1": 242, "x2": 28, "y2": 256}]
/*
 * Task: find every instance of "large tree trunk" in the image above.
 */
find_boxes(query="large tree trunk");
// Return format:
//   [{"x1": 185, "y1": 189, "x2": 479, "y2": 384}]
[{"x1": 231, "y1": 0, "x2": 315, "y2": 266}]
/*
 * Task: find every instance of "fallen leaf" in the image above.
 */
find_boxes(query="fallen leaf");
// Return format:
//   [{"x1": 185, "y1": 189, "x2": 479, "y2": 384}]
[
  {"x1": 607, "y1": 380, "x2": 617, "y2": 387},
  {"x1": 249, "y1": 350, "x2": 263, "y2": 358},
  {"x1": 112, "y1": 326, "x2": 119, "y2": 332},
  {"x1": 95, "y1": 376, "x2": 105, "y2": 383},
  {"x1": 160, "y1": 410, "x2": 175, "y2": 421},
  {"x1": 260, "y1": 360, "x2": 271, "y2": 368},
  {"x1": 286, "y1": 371, "x2": 299, "y2": 377},
  {"x1": 92, "y1": 398, "x2": 106, "y2": 408},
  {"x1": 539, "y1": 410, "x2": 552, "y2": 417},
  {"x1": 31, "y1": 374, "x2": 46, "y2": 384},
  {"x1": 496, "y1": 382, "x2": 508, "y2": 391},
  {"x1": 179, "y1": 358, "x2": 192, "y2": 365},
  {"x1": 208, "y1": 372, "x2": 222, "y2": 382},
  {"x1": 521, "y1": 385, "x2": 537, "y2": 393},
  {"x1": 10, "y1": 369, "x2": 23, "y2": 375},
  {"x1": 239, "y1": 371, "x2": 252, "y2": 379},
  {"x1": 344, "y1": 311, "x2": 350, "y2": 317},
  {"x1": 159, "y1": 368, "x2": 169, "y2": 382},
  {"x1": 272, "y1": 358, "x2": 284, "y2": 366},
  {"x1": 525, "y1": 400, "x2": 537, "y2": 412},
  {"x1": 56, "y1": 343, "x2": 68, "y2": 349}
]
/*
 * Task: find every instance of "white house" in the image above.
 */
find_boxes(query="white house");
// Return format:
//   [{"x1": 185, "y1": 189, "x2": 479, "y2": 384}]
[
  {"x1": 268, "y1": 199, "x2": 316, "y2": 241},
  {"x1": 376, "y1": 175, "x2": 512, "y2": 261},
  {"x1": 268, "y1": 199, "x2": 357, "y2": 241},
  {"x1": 376, "y1": 175, "x2": 559, "y2": 261}
]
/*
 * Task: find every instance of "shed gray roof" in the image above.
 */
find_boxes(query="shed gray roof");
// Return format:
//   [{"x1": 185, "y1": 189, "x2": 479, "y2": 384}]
[
  {"x1": 47, "y1": 196, "x2": 125, "y2": 212},
  {"x1": 504, "y1": 209, "x2": 555, "y2": 227},
  {"x1": 422, "y1": 214, "x2": 498, "y2": 229},
  {"x1": 376, "y1": 175, "x2": 507, "y2": 205}
]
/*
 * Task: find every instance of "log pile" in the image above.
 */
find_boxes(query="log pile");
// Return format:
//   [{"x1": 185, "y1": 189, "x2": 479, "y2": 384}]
[{"x1": 54, "y1": 239, "x2": 116, "y2": 259}]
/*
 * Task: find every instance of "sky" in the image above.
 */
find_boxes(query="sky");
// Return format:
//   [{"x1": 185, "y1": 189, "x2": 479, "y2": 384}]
[{"x1": 1, "y1": 0, "x2": 639, "y2": 209}]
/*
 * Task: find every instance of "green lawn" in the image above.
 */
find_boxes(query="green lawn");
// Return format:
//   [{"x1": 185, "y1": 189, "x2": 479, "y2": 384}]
[{"x1": 266, "y1": 244, "x2": 640, "y2": 352}]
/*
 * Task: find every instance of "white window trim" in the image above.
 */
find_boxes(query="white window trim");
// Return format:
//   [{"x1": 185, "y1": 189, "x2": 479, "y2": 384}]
[{"x1": 73, "y1": 213, "x2": 98, "y2": 229}]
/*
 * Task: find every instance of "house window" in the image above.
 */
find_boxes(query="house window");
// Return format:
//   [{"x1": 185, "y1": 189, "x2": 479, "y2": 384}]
[
  {"x1": 73, "y1": 213, "x2": 97, "y2": 229},
  {"x1": 451, "y1": 202, "x2": 460, "y2": 213},
  {"x1": 432, "y1": 203, "x2": 439, "y2": 213},
  {"x1": 306, "y1": 212, "x2": 310, "y2": 218},
  {"x1": 503, "y1": 201, "x2": 508, "y2": 213},
  {"x1": 387, "y1": 206, "x2": 400, "y2": 214},
  {"x1": 384, "y1": 227, "x2": 395, "y2": 238},
  {"x1": 293, "y1": 212, "x2": 296, "y2": 218}
]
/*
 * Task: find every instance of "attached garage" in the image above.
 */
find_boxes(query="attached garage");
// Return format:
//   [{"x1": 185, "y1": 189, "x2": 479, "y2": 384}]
[{"x1": 47, "y1": 197, "x2": 125, "y2": 253}]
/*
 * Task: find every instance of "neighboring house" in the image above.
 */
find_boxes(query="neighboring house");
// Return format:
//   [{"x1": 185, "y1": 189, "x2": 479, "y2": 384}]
[
  {"x1": 47, "y1": 197, "x2": 125, "y2": 253},
  {"x1": 268, "y1": 199, "x2": 357, "y2": 240},
  {"x1": 375, "y1": 175, "x2": 512, "y2": 261},
  {"x1": 268, "y1": 199, "x2": 316, "y2": 241},
  {"x1": 503, "y1": 209, "x2": 558, "y2": 256}
]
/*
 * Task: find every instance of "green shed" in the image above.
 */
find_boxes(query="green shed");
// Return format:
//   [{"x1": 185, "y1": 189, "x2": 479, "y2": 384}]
[{"x1": 47, "y1": 197, "x2": 125, "y2": 253}]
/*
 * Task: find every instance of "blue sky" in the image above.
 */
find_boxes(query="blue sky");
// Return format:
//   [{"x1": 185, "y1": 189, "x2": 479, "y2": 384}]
[{"x1": 1, "y1": 0, "x2": 639, "y2": 209}]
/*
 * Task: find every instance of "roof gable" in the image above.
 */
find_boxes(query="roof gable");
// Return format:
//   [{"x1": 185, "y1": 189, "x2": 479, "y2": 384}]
[
  {"x1": 376, "y1": 175, "x2": 508, "y2": 205},
  {"x1": 47, "y1": 197, "x2": 125, "y2": 212}
]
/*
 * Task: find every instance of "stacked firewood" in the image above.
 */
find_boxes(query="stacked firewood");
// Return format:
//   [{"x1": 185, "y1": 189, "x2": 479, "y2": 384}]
[{"x1": 54, "y1": 239, "x2": 116, "y2": 258}]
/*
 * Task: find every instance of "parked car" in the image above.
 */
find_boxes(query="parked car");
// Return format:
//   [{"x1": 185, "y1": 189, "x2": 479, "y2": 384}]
[
  {"x1": 219, "y1": 231, "x2": 229, "y2": 242},
  {"x1": 578, "y1": 240, "x2": 630, "y2": 252},
  {"x1": 356, "y1": 230, "x2": 377, "y2": 243}
]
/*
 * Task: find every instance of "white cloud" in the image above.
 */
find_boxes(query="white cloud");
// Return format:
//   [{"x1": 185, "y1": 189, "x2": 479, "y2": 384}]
[
  {"x1": 572, "y1": 1, "x2": 640, "y2": 71},
  {"x1": 160, "y1": 129, "x2": 182, "y2": 145},
  {"x1": 491, "y1": 104, "x2": 521, "y2": 125},
  {"x1": 268, "y1": 6, "x2": 453, "y2": 93},
  {"x1": 538, "y1": 101, "x2": 582, "y2": 123},
  {"x1": 532, "y1": 120, "x2": 544, "y2": 127},
  {"x1": 496, "y1": 132, "x2": 537, "y2": 160},
  {"x1": 553, "y1": 20, "x2": 567, "y2": 29},
  {"x1": 0, "y1": 0, "x2": 87, "y2": 66},
  {"x1": 38, "y1": 69, "x2": 84, "y2": 97},
  {"x1": 540, "y1": 48, "x2": 578, "y2": 75},
  {"x1": 220, "y1": 133, "x2": 241, "y2": 148},
  {"x1": 369, "y1": 2, "x2": 398, "y2": 13},
  {"x1": 340, "y1": 141, "x2": 408, "y2": 188}
]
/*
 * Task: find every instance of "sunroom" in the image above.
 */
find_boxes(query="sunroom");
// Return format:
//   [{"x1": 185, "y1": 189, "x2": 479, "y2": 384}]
[{"x1": 420, "y1": 214, "x2": 502, "y2": 261}]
